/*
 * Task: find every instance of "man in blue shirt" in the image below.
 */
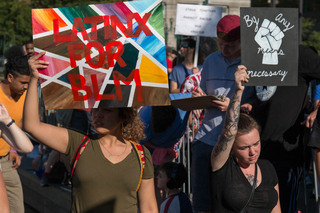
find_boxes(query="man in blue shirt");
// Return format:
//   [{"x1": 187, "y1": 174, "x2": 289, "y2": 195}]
[{"x1": 169, "y1": 38, "x2": 203, "y2": 93}]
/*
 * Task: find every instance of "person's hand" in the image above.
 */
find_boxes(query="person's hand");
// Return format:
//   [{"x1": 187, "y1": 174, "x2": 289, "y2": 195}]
[
  {"x1": 192, "y1": 88, "x2": 205, "y2": 117},
  {"x1": 241, "y1": 103, "x2": 253, "y2": 114},
  {"x1": 193, "y1": 109, "x2": 203, "y2": 119},
  {"x1": 28, "y1": 52, "x2": 49, "y2": 79},
  {"x1": 301, "y1": 109, "x2": 318, "y2": 128},
  {"x1": 0, "y1": 103, "x2": 12, "y2": 125},
  {"x1": 211, "y1": 97, "x2": 230, "y2": 112},
  {"x1": 192, "y1": 87, "x2": 205, "y2": 97},
  {"x1": 234, "y1": 65, "x2": 248, "y2": 91},
  {"x1": 9, "y1": 152, "x2": 22, "y2": 169},
  {"x1": 192, "y1": 67, "x2": 199, "y2": 74}
]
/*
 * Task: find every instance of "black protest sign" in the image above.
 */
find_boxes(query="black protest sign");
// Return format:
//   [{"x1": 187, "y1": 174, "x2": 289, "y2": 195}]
[{"x1": 240, "y1": 7, "x2": 298, "y2": 86}]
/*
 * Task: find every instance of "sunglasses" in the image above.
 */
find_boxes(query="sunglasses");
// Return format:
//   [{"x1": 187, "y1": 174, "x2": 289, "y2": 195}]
[{"x1": 180, "y1": 43, "x2": 189, "y2": 48}]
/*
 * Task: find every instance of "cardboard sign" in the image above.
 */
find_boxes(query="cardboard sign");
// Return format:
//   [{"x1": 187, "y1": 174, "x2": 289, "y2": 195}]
[
  {"x1": 175, "y1": 4, "x2": 222, "y2": 37},
  {"x1": 240, "y1": 7, "x2": 299, "y2": 86},
  {"x1": 32, "y1": 0, "x2": 170, "y2": 109}
]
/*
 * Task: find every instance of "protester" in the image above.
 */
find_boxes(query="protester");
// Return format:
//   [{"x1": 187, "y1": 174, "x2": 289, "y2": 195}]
[
  {"x1": 169, "y1": 38, "x2": 203, "y2": 93},
  {"x1": 24, "y1": 40, "x2": 35, "y2": 58},
  {"x1": 25, "y1": 52, "x2": 158, "y2": 213},
  {"x1": 166, "y1": 47, "x2": 178, "y2": 74},
  {"x1": 241, "y1": 45, "x2": 320, "y2": 212},
  {"x1": 305, "y1": 83, "x2": 320, "y2": 212},
  {"x1": 190, "y1": 15, "x2": 254, "y2": 213},
  {"x1": 0, "y1": 103, "x2": 33, "y2": 213},
  {"x1": 302, "y1": 83, "x2": 320, "y2": 129},
  {"x1": 211, "y1": 65, "x2": 281, "y2": 212},
  {"x1": 157, "y1": 162, "x2": 192, "y2": 213},
  {"x1": 0, "y1": 47, "x2": 30, "y2": 213}
]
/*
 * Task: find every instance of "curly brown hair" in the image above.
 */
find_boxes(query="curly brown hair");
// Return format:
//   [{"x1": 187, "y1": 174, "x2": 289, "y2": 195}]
[{"x1": 119, "y1": 107, "x2": 145, "y2": 142}]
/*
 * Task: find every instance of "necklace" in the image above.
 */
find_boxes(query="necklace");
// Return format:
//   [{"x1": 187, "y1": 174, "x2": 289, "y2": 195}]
[{"x1": 101, "y1": 141, "x2": 128, "y2": 157}]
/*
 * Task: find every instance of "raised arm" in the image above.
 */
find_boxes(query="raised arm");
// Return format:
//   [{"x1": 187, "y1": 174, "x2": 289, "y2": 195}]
[
  {"x1": 0, "y1": 103, "x2": 33, "y2": 153},
  {"x1": 211, "y1": 65, "x2": 248, "y2": 172},
  {"x1": 24, "y1": 52, "x2": 69, "y2": 153}
]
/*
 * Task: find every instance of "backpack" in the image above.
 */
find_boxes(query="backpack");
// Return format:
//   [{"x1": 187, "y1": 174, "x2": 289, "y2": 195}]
[{"x1": 70, "y1": 136, "x2": 145, "y2": 192}]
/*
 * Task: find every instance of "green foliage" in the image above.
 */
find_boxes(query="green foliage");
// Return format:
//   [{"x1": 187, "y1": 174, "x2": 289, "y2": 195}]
[
  {"x1": 302, "y1": 17, "x2": 320, "y2": 53},
  {"x1": 31, "y1": 0, "x2": 120, "y2": 8},
  {"x1": 0, "y1": 0, "x2": 125, "y2": 52},
  {"x1": 0, "y1": 0, "x2": 32, "y2": 51}
]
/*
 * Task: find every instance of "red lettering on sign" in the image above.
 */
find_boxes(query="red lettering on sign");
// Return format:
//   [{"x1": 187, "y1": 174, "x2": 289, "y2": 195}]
[
  {"x1": 113, "y1": 69, "x2": 143, "y2": 102},
  {"x1": 133, "y1": 13, "x2": 152, "y2": 37},
  {"x1": 72, "y1": 17, "x2": 90, "y2": 41},
  {"x1": 53, "y1": 19, "x2": 77, "y2": 42},
  {"x1": 91, "y1": 74, "x2": 115, "y2": 101},
  {"x1": 68, "y1": 74, "x2": 92, "y2": 101},
  {"x1": 83, "y1": 16, "x2": 104, "y2": 40},
  {"x1": 68, "y1": 44, "x2": 85, "y2": 68},
  {"x1": 85, "y1": 41, "x2": 105, "y2": 69},
  {"x1": 105, "y1": 41, "x2": 126, "y2": 68},
  {"x1": 110, "y1": 14, "x2": 133, "y2": 38}
]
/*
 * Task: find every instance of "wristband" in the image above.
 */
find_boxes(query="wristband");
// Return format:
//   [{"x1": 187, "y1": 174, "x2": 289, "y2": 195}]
[
  {"x1": 6, "y1": 119, "x2": 15, "y2": 128},
  {"x1": 9, "y1": 150, "x2": 17, "y2": 153}
]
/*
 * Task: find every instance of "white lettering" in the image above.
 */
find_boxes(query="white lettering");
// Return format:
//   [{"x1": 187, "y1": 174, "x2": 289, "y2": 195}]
[
  {"x1": 275, "y1": 13, "x2": 294, "y2": 32},
  {"x1": 243, "y1": 15, "x2": 259, "y2": 32},
  {"x1": 247, "y1": 70, "x2": 288, "y2": 81}
]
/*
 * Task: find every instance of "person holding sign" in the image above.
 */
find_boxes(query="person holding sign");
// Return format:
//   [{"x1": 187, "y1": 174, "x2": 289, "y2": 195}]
[
  {"x1": 25, "y1": 53, "x2": 158, "y2": 213},
  {"x1": 169, "y1": 38, "x2": 203, "y2": 93},
  {"x1": 241, "y1": 45, "x2": 320, "y2": 212},
  {"x1": 211, "y1": 65, "x2": 281, "y2": 212},
  {"x1": 191, "y1": 15, "x2": 254, "y2": 213}
]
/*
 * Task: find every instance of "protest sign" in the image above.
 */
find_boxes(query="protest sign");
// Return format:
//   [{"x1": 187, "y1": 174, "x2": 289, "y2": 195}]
[
  {"x1": 240, "y1": 7, "x2": 299, "y2": 86},
  {"x1": 32, "y1": 0, "x2": 170, "y2": 109},
  {"x1": 175, "y1": 4, "x2": 222, "y2": 37}
]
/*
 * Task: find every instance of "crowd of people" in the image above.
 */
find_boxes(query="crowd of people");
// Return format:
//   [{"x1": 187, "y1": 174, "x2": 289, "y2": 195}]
[{"x1": 1, "y1": 12, "x2": 320, "y2": 213}]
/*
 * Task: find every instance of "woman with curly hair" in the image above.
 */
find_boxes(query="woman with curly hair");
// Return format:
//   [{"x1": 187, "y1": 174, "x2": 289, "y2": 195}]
[{"x1": 24, "y1": 52, "x2": 158, "y2": 213}]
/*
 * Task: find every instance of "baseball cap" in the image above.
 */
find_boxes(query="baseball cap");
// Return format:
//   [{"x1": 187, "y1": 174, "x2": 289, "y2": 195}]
[{"x1": 217, "y1": 15, "x2": 240, "y2": 42}]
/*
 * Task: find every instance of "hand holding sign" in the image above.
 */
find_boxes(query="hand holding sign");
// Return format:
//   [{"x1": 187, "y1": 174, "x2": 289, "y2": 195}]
[
  {"x1": 28, "y1": 52, "x2": 49, "y2": 79},
  {"x1": 254, "y1": 19, "x2": 285, "y2": 65}
]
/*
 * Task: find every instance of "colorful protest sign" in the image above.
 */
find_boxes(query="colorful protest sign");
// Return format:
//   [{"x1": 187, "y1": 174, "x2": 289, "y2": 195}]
[
  {"x1": 32, "y1": 0, "x2": 170, "y2": 109},
  {"x1": 240, "y1": 7, "x2": 299, "y2": 86},
  {"x1": 175, "y1": 4, "x2": 222, "y2": 37}
]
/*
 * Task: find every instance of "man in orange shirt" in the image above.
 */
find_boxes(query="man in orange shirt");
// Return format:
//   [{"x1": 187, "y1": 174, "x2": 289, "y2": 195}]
[{"x1": 0, "y1": 46, "x2": 31, "y2": 213}]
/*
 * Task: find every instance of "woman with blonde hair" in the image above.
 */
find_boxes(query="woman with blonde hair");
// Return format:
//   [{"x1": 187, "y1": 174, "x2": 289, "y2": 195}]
[{"x1": 211, "y1": 65, "x2": 281, "y2": 212}]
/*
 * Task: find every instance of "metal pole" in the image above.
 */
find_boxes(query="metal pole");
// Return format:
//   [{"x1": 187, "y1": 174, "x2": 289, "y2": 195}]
[{"x1": 193, "y1": 36, "x2": 200, "y2": 67}]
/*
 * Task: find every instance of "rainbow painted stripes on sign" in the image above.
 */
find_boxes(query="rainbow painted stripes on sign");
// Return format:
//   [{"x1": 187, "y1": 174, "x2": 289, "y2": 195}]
[{"x1": 32, "y1": 0, "x2": 169, "y2": 109}]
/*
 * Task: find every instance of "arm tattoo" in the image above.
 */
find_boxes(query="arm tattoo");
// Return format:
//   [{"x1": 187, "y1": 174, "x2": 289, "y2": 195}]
[{"x1": 212, "y1": 92, "x2": 242, "y2": 157}]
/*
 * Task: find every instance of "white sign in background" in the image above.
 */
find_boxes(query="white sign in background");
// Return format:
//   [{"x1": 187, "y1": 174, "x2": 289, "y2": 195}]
[{"x1": 175, "y1": 4, "x2": 222, "y2": 37}]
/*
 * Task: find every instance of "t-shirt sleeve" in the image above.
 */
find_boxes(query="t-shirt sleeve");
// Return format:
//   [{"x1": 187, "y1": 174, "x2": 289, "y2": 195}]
[
  {"x1": 142, "y1": 145, "x2": 154, "y2": 179},
  {"x1": 65, "y1": 129, "x2": 86, "y2": 163},
  {"x1": 169, "y1": 66, "x2": 179, "y2": 82}
]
